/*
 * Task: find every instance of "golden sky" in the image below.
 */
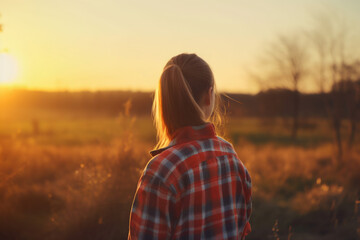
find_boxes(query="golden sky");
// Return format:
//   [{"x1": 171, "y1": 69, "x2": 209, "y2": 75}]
[{"x1": 0, "y1": 0, "x2": 359, "y2": 93}]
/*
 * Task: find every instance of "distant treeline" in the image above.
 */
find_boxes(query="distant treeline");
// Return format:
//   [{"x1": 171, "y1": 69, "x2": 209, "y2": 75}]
[
  {"x1": 0, "y1": 88, "x2": 356, "y2": 118},
  {"x1": 225, "y1": 89, "x2": 329, "y2": 118}
]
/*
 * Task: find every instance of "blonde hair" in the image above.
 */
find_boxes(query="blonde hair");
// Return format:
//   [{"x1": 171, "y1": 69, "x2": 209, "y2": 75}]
[{"x1": 152, "y1": 53, "x2": 223, "y2": 149}]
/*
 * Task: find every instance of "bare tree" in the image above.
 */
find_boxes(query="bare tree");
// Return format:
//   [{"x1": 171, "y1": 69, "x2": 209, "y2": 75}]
[
  {"x1": 306, "y1": 14, "x2": 359, "y2": 159},
  {"x1": 250, "y1": 33, "x2": 308, "y2": 139}
]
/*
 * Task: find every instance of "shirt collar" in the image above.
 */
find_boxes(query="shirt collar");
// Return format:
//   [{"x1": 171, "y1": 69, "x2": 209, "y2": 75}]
[{"x1": 149, "y1": 122, "x2": 216, "y2": 157}]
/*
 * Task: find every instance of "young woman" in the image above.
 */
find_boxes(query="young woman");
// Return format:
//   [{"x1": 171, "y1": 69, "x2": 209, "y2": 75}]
[{"x1": 128, "y1": 53, "x2": 252, "y2": 240}]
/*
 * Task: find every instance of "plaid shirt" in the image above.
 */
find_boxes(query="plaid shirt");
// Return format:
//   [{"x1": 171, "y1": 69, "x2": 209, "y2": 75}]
[{"x1": 128, "y1": 123, "x2": 252, "y2": 240}]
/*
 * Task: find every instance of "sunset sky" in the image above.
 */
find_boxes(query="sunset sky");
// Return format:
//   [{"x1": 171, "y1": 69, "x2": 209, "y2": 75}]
[{"x1": 0, "y1": 0, "x2": 359, "y2": 93}]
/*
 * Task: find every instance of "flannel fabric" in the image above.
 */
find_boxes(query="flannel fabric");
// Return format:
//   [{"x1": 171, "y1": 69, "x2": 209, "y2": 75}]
[{"x1": 128, "y1": 123, "x2": 252, "y2": 240}]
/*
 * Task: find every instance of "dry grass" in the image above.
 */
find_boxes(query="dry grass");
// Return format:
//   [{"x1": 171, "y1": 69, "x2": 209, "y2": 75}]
[
  {"x1": 0, "y1": 130, "x2": 149, "y2": 239},
  {"x1": 234, "y1": 141, "x2": 360, "y2": 239},
  {"x1": 0, "y1": 115, "x2": 359, "y2": 239}
]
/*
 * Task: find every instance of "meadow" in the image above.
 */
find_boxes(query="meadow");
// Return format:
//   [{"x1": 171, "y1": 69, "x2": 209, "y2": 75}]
[{"x1": 0, "y1": 107, "x2": 359, "y2": 240}]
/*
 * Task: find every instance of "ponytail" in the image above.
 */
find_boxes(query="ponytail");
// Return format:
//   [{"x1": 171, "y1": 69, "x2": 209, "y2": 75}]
[{"x1": 153, "y1": 64, "x2": 206, "y2": 148}]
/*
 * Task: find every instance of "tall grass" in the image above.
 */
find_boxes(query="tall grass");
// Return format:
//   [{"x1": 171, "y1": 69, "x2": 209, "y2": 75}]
[
  {"x1": 235, "y1": 142, "x2": 360, "y2": 239},
  {"x1": 0, "y1": 114, "x2": 359, "y2": 239},
  {"x1": 0, "y1": 116, "x2": 149, "y2": 239}
]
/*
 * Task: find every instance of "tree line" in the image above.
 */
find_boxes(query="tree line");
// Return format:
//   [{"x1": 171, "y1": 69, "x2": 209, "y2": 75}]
[{"x1": 1, "y1": 87, "x2": 358, "y2": 120}]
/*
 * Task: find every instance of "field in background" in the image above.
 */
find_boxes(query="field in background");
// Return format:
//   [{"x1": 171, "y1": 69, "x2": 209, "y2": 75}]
[
  {"x1": 0, "y1": 108, "x2": 359, "y2": 240},
  {"x1": 0, "y1": 107, "x2": 343, "y2": 147}
]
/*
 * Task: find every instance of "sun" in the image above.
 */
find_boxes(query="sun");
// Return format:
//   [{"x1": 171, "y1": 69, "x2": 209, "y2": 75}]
[{"x1": 0, "y1": 53, "x2": 18, "y2": 84}]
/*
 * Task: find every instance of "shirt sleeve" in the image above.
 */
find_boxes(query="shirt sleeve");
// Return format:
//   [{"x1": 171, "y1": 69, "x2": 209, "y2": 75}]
[{"x1": 128, "y1": 173, "x2": 176, "y2": 240}]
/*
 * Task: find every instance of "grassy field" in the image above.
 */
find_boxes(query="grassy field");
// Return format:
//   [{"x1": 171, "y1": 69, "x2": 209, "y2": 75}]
[
  {"x1": 0, "y1": 109, "x2": 343, "y2": 147},
  {"x1": 0, "y1": 109, "x2": 359, "y2": 239}
]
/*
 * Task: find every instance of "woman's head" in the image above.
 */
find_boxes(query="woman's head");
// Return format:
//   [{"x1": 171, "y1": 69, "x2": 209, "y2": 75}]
[{"x1": 153, "y1": 53, "x2": 223, "y2": 148}]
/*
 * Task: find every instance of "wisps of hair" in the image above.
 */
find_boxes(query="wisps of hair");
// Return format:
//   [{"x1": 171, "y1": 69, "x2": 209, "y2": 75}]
[{"x1": 210, "y1": 83, "x2": 226, "y2": 137}]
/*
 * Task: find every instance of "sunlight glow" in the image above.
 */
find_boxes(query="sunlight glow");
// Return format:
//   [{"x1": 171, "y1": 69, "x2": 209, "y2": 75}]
[
  {"x1": 1, "y1": 0, "x2": 359, "y2": 92},
  {"x1": 0, "y1": 53, "x2": 18, "y2": 84}
]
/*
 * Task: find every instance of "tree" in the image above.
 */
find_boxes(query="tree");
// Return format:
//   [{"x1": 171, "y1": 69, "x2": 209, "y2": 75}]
[
  {"x1": 307, "y1": 13, "x2": 360, "y2": 159},
  {"x1": 250, "y1": 33, "x2": 308, "y2": 139}
]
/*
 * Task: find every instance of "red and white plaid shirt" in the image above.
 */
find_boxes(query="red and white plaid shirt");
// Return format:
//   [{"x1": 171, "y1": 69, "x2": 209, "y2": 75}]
[{"x1": 128, "y1": 123, "x2": 252, "y2": 240}]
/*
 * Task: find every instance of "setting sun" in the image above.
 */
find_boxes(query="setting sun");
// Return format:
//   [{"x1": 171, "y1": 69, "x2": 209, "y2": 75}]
[{"x1": 0, "y1": 53, "x2": 18, "y2": 84}]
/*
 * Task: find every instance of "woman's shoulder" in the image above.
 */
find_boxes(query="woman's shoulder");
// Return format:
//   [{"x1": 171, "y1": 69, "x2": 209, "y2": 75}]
[
  {"x1": 216, "y1": 135, "x2": 233, "y2": 146},
  {"x1": 214, "y1": 135, "x2": 237, "y2": 155},
  {"x1": 144, "y1": 136, "x2": 236, "y2": 175}
]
